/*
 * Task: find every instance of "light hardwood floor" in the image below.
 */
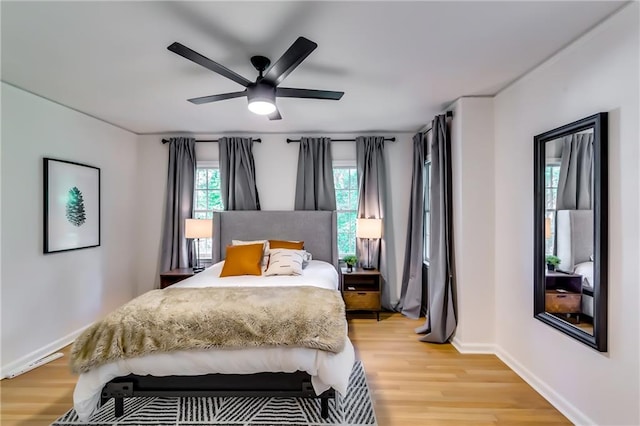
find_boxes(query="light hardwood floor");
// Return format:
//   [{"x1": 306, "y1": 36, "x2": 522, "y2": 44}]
[{"x1": 1, "y1": 313, "x2": 571, "y2": 426}]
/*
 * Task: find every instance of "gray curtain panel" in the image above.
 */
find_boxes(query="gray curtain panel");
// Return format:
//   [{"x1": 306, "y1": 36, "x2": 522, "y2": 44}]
[
  {"x1": 416, "y1": 114, "x2": 457, "y2": 343},
  {"x1": 556, "y1": 133, "x2": 593, "y2": 210},
  {"x1": 356, "y1": 136, "x2": 393, "y2": 310},
  {"x1": 294, "y1": 137, "x2": 337, "y2": 210},
  {"x1": 160, "y1": 137, "x2": 197, "y2": 275},
  {"x1": 219, "y1": 137, "x2": 261, "y2": 210},
  {"x1": 397, "y1": 133, "x2": 427, "y2": 319}
]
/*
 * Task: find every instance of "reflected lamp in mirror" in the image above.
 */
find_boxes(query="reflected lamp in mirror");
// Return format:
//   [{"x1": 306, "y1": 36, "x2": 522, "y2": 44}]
[
  {"x1": 533, "y1": 112, "x2": 608, "y2": 352},
  {"x1": 545, "y1": 217, "x2": 551, "y2": 240},
  {"x1": 356, "y1": 218, "x2": 382, "y2": 270},
  {"x1": 185, "y1": 218, "x2": 213, "y2": 273}
]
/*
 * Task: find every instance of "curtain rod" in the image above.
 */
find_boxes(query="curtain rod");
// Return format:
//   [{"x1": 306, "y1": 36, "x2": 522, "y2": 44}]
[
  {"x1": 162, "y1": 138, "x2": 261, "y2": 144},
  {"x1": 422, "y1": 110, "x2": 454, "y2": 134},
  {"x1": 286, "y1": 137, "x2": 396, "y2": 144}
]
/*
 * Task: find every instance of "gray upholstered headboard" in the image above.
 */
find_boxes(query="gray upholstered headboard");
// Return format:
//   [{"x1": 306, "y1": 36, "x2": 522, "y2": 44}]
[
  {"x1": 211, "y1": 210, "x2": 339, "y2": 270},
  {"x1": 556, "y1": 209, "x2": 593, "y2": 273}
]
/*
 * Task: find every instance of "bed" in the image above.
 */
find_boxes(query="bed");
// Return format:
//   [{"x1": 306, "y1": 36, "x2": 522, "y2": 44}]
[
  {"x1": 72, "y1": 210, "x2": 354, "y2": 422},
  {"x1": 556, "y1": 209, "x2": 594, "y2": 316}
]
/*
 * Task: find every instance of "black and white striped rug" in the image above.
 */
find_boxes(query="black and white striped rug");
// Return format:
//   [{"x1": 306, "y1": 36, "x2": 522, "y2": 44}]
[{"x1": 52, "y1": 361, "x2": 376, "y2": 425}]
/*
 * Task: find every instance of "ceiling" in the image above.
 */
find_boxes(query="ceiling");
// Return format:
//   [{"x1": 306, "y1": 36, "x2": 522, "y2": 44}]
[{"x1": 1, "y1": 1, "x2": 625, "y2": 135}]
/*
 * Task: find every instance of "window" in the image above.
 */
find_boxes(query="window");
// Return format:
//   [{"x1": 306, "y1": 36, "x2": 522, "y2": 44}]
[
  {"x1": 194, "y1": 163, "x2": 223, "y2": 259},
  {"x1": 423, "y1": 161, "x2": 431, "y2": 262},
  {"x1": 545, "y1": 163, "x2": 561, "y2": 255},
  {"x1": 333, "y1": 165, "x2": 358, "y2": 258}
]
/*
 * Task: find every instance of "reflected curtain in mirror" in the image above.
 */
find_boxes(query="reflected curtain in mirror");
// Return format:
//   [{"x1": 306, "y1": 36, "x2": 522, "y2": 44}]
[{"x1": 556, "y1": 133, "x2": 594, "y2": 210}]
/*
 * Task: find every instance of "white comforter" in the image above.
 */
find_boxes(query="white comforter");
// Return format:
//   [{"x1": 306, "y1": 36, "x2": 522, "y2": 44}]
[{"x1": 73, "y1": 260, "x2": 355, "y2": 421}]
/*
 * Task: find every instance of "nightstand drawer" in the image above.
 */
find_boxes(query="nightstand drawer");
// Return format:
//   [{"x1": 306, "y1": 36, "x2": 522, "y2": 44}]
[
  {"x1": 546, "y1": 290, "x2": 581, "y2": 313},
  {"x1": 344, "y1": 291, "x2": 380, "y2": 311}
]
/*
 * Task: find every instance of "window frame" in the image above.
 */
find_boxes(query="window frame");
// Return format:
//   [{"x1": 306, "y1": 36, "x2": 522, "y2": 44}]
[
  {"x1": 423, "y1": 158, "x2": 432, "y2": 265},
  {"x1": 193, "y1": 161, "x2": 222, "y2": 260},
  {"x1": 544, "y1": 160, "x2": 561, "y2": 256},
  {"x1": 333, "y1": 161, "x2": 358, "y2": 259}
]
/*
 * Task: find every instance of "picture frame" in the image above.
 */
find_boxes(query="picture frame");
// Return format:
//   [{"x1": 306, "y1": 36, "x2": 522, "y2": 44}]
[{"x1": 43, "y1": 158, "x2": 101, "y2": 254}]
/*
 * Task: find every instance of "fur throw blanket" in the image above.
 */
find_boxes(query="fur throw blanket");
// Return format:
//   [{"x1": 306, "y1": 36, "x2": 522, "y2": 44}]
[{"x1": 70, "y1": 286, "x2": 346, "y2": 374}]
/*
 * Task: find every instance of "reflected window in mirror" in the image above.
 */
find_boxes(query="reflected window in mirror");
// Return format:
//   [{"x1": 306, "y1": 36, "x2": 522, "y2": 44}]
[{"x1": 544, "y1": 161, "x2": 561, "y2": 255}]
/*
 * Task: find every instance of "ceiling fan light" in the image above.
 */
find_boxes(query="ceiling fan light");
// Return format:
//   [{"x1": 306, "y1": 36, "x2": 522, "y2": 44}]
[
  {"x1": 247, "y1": 84, "x2": 276, "y2": 115},
  {"x1": 248, "y1": 100, "x2": 276, "y2": 115}
]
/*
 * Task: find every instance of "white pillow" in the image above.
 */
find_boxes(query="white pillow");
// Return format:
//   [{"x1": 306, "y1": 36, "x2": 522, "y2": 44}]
[
  {"x1": 232, "y1": 239, "x2": 270, "y2": 271},
  {"x1": 264, "y1": 249, "x2": 305, "y2": 276}
]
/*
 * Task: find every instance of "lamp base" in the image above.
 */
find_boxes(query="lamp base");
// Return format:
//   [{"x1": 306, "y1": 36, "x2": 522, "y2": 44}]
[{"x1": 362, "y1": 266, "x2": 375, "y2": 271}]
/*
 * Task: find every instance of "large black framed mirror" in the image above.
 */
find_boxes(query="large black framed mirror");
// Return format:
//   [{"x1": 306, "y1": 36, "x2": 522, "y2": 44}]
[{"x1": 533, "y1": 112, "x2": 608, "y2": 352}]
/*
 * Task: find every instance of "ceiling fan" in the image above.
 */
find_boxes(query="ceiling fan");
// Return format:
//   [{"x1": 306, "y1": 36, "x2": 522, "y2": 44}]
[{"x1": 167, "y1": 37, "x2": 344, "y2": 120}]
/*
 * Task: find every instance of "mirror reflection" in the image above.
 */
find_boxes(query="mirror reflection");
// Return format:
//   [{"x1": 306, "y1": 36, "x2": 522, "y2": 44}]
[
  {"x1": 534, "y1": 112, "x2": 607, "y2": 351},
  {"x1": 543, "y1": 130, "x2": 594, "y2": 335}
]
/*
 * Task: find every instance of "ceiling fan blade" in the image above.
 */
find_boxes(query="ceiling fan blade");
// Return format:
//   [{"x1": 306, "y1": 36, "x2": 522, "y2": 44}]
[
  {"x1": 188, "y1": 90, "x2": 247, "y2": 105},
  {"x1": 276, "y1": 87, "x2": 344, "y2": 100},
  {"x1": 168, "y1": 42, "x2": 252, "y2": 87},
  {"x1": 268, "y1": 108, "x2": 282, "y2": 121},
  {"x1": 263, "y1": 37, "x2": 317, "y2": 86}
]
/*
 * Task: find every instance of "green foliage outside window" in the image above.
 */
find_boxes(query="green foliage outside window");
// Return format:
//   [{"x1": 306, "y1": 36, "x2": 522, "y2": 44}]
[
  {"x1": 192, "y1": 166, "x2": 358, "y2": 260},
  {"x1": 193, "y1": 167, "x2": 223, "y2": 259}
]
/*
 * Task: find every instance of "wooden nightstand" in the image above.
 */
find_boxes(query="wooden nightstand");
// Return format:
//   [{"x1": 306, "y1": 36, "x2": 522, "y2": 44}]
[
  {"x1": 160, "y1": 268, "x2": 194, "y2": 289},
  {"x1": 341, "y1": 267, "x2": 381, "y2": 320}
]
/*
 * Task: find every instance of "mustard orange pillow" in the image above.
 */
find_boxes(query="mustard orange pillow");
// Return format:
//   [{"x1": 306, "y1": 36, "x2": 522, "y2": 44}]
[
  {"x1": 232, "y1": 239, "x2": 270, "y2": 271},
  {"x1": 269, "y1": 240, "x2": 304, "y2": 250},
  {"x1": 220, "y1": 243, "x2": 264, "y2": 277}
]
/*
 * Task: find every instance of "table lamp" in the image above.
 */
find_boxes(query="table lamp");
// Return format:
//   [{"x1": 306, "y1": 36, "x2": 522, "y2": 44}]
[
  {"x1": 356, "y1": 218, "x2": 382, "y2": 270},
  {"x1": 545, "y1": 216, "x2": 552, "y2": 239},
  {"x1": 185, "y1": 218, "x2": 213, "y2": 272}
]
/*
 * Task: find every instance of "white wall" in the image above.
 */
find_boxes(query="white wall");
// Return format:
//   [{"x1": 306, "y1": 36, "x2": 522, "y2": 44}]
[
  {"x1": 0, "y1": 83, "x2": 139, "y2": 376},
  {"x1": 450, "y1": 97, "x2": 496, "y2": 351},
  {"x1": 493, "y1": 4, "x2": 639, "y2": 425},
  {"x1": 135, "y1": 133, "x2": 414, "y2": 305}
]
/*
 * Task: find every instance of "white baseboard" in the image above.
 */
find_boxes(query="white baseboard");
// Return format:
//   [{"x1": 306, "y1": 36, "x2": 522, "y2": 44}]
[
  {"x1": 0, "y1": 323, "x2": 91, "y2": 380},
  {"x1": 450, "y1": 337, "x2": 496, "y2": 354},
  {"x1": 450, "y1": 337, "x2": 593, "y2": 425},
  {"x1": 494, "y1": 346, "x2": 595, "y2": 426}
]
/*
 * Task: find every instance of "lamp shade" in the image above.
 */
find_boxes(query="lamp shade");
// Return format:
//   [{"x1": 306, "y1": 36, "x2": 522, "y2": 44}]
[
  {"x1": 185, "y1": 218, "x2": 213, "y2": 239},
  {"x1": 545, "y1": 217, "x2": 552, "y2": 239},
  {"x1": 356, "y1": 218, "x2": 382, "y2": 239}
]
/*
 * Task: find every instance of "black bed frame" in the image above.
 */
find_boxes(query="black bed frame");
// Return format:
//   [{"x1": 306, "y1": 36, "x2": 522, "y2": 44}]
[{"x1": 100, "y1": 371, "x2": 334, "y2": 419}]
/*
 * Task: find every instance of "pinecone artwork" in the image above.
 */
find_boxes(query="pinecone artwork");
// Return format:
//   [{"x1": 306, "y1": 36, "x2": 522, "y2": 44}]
[{"x1": 66, "y1": 186, "x2": 86, "y2": 226}]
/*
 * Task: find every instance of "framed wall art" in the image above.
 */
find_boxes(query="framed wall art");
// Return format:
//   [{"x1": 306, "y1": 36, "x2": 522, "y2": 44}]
[{"x1": 43, "y1": 158, "x2": 100, "y2": 254}]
